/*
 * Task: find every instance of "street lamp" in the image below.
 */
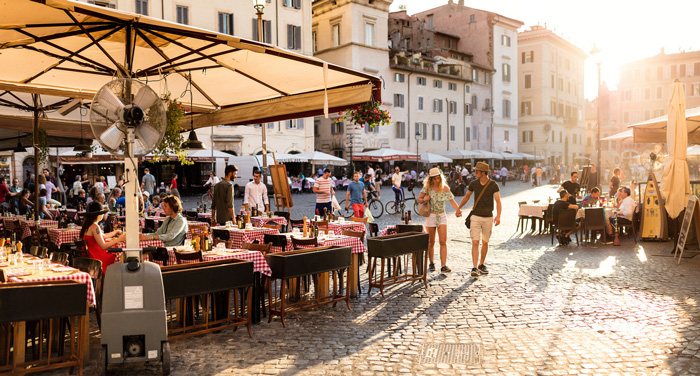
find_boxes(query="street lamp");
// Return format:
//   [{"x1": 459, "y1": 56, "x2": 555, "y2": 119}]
[
  {"x1": 415, "y1": 126, "x2": 421, "y2": 173},
  {"x1": 346, "y1": 133, "x2": 354, "y2": 175},
  {"x1": 590, "y1": 44, "x2": 602, "y2": 185},
  {"x1": 252, "y1": 0, "x2": 269, "y2": 188}
]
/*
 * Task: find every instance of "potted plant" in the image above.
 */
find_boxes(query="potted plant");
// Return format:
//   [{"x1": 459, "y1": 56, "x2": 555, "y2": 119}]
[{"x1": 335, "y1": 101, "x2": 391, "y2": 131}]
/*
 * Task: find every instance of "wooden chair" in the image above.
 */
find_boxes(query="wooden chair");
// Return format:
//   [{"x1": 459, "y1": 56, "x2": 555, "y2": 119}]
[
  {"x1": 262, "y1": 223, "x2": 281, "y2": 231},
  {"x1": 315, "y1": 220, "x2": 329, "y2": 230},
  {"x1": 143, "y1": 246, "x2": 169, "y2": 266},
  {"x1": 241, "y1": 242, "x2": 272, "y2": 256},
  {"x1": 556, "y1": 209, "x2": 580, "y2": 246},
  {"x1": 72, "y1": 236, "x2": 89, "y2": 259},
  {"x1": 274, "y1": 211, "x2": 291, "y2": 232},
  {"x1": 369, "y1": 222, "x2": 379, "y2": 238},
  {"x1": 290, "y1": 219, "x2": 305, "y2": 229},
  {"x1": 73, "y1": 257, "x2": 104, "y2": 327},
  {"x1": 263, "y1": 233, "x2": 288, "y2": 252},
  {"x1": 517, "y1": 201, "x2": 532, "y2": 233},
  {"x1": 10, "y1": 219, "x2": 20, "y2": 240},
  {"x1": 581, "y1": 207, "x2": 606, "y2": 246},
  {"x1": 29, "y1": 246, "x2": 48, "y2": 259},
  {"x1": 29, "y1": 224, "x2": 41, "y2": 247},
  {"x1": 38, "y1": 227, "x2": 51, "y2": 250},
  {"x1": 616, "y1": 210, "x2": 638, "y2": 244},
  {"x1": 49, "y1": 251, "x2": 69, "y2": 265},
  {"x1": 341, "y1": 229, "x2": 365, "y2": 242},
  {"x1": 174, "y1": 250, "x2": 203, "y2": 264},
  {"x1": 291, "y1": 237, "x2": 318, "y2": 249}
]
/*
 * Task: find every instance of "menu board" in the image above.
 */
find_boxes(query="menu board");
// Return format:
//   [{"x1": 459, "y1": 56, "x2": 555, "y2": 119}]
[{"x1": 675, "y1": 195, "x2": 700, "y2": 262}]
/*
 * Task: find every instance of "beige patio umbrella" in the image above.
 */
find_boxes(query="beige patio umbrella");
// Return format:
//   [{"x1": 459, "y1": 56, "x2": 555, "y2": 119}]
[{"x1": 660, "y1": 80, "x2": 690, "y2": 219}]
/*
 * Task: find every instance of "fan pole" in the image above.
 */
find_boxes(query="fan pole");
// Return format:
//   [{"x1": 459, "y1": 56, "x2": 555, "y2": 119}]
[{"x1": 125, "y1": 129, "x2": 140, "y2": 249}]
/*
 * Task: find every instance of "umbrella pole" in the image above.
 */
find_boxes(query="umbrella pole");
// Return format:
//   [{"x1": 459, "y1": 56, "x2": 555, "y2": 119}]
[{"x1": 33, "y1": 94, "x2": 39, "y2": 221}]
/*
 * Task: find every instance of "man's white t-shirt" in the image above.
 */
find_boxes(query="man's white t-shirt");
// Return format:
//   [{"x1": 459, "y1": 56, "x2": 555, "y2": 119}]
[
  {"x1": 392, "y1": 172, "x2": 404, "y2": 188},
  {"x1": 461, "y1": 169, "x2": 469, "y2": 177},
  {"x1": 367, "y1": 167, "x2": 375, "y2": 181},
  {"x1": 618, "y1": 196, "x2": 635, "y2": 220},
  {"x1": 500, "y1": 167, "x2": 508, "y2": 177}
]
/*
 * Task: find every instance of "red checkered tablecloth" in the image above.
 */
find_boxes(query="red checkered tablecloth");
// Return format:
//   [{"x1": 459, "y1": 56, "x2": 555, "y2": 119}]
[
  {"x1": 211, "y1": 226, "x2": 278, "y2": 249},
  {"x1": 250, "y1": 216, "x2": 288, "y2": 227},
  {"x1": 117, "y1": 216, "x2": 146, "y2": 228},
  {"x1": 328, "y1": 221, "x2": 366, "y2": 235},
  {"x1": 19, "y1": 219, "x2": 58, "y2": 240},
  {"x1": 48, "y1": 228, "x2": 82, "y2": 247},
  {"x1": 3, "y1": 216, "x2": 23, "y2": 234},
  {"x1": 7, "y1": 266, "x2": 96, "y2": 305},
  {"x1": 160, "y1": 248, "x2": 271, "y2": 276},
  {"x1": 281, "y1": 234, "x2": 366, "y2": 254},
  {"x1": 65, "y1": 209, "x2": 77, "y2": 220},
  {"x1": 380, "y1": 225, "x2": 427, "y2": 236},
  {"x1": 197, "y1": 213, "x2": 212, "y2": 219},
  {"x1": 115, "y1": 240, "x2": 164, "y2": 249}
]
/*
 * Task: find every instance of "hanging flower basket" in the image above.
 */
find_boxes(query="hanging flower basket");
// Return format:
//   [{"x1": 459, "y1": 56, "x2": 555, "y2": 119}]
[{"x1": 335, "y1": 101, "x2": 391, "y2": 130}]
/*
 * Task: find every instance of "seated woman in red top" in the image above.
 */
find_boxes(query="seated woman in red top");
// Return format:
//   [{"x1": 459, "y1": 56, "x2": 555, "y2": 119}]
[{"x1": 79, "y1": 201, "x2": 126, "y2": 274}]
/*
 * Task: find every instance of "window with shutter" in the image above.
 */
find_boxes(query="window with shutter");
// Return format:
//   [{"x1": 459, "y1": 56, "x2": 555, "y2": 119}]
[
  {"x1": 450, "y1": 126, "x2": 455, "y2": 141},
  {"x1": 287, "y1": 24, "x2": 294, "y2": 49},
  {"x1": 294, "y1": 0, "x2": 302, "y2": 9},
  {"x1": 218, "y1": 13, "x2": 234, "y2": 35},
  {"x1": 135, "y1": 0, "x2": 148, "y2": 15},
  {"x1": 297, "y1": 118, "x2": 304, "y2": 129},
  {"x1": 465, "y1": 126, "x2": 470, "y2": 142},
  {"x1": 176, "y1": 6, "x2": 188, "y2": 25},
  {"x1": 294, "y1": 26, "x2": 301, "y2": 50},
  {"x1": 267, "y1": 122, "x2": 275, "y2": 129},
  {"x1": 252, "y1": 19, "x2": 259, "y2": 41}
]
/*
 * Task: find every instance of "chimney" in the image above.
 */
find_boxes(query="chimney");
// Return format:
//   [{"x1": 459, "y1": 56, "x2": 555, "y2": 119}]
[{"x1": 459, "y1": 0, "x2": 464, "y2": 6}]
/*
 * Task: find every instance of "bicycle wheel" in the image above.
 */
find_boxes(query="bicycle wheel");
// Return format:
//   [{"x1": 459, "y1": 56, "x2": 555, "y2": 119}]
[
  {"x1": 385, "y1": 200, "x2": 398, "y2": 215},
  {"x1": 338, "y1": 200, "x2": 353, "y2": 219},
  {"x1": 413, "y1": 199, "x2": 420, "y2": 213},
  {"x1": 369, "y1": 199, "x2": 384, "y2": 218},
  {"x1": 201, "y1": 192, "x2": 212, "y2": 205}
]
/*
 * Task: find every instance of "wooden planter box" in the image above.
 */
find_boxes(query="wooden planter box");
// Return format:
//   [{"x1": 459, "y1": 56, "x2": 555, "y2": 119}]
[{"x1": 366, "y1": 232, "x2": 429, "y2": 296}]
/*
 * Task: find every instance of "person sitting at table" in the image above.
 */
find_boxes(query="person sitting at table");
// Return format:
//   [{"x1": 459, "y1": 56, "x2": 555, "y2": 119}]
[
  {"x1": 552, "y1": 190, "x2": 579, "y2": 245},
  {"x1": 107, "y1": 188, "x2": 121, "y2": 211},
  {"x1": 81, "y1": 201, "x2": 126, "y2": 275},
  {"x1": 17, "y1": 189, "x2": 33, "y2": 215},
  {"x1": 139, "y1": 195, "x2": 188, "y2": 247},
  {"x1": 582, "y1": 187, "x2": 601, "y2": 207},
  {"x1": 151, "y1": 195, "x2": 162, "y2": 209},
  {"x1": 72, "y1": 189, "x2": 87, "y2": 209},
  {"x1": 607, "y1": 187, "x2": 635, "y2": 240},
  {"x1": 38, "y1": 189, "x2": 53, "y2": 220}
]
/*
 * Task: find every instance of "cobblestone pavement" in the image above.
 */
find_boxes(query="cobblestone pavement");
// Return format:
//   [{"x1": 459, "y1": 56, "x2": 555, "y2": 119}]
[{"x1": 49, "y1": 181, "x2": 700, "y2": 375}]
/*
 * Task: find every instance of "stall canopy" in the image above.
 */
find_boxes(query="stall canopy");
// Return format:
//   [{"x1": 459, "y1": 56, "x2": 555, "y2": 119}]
[
  {"x1": 255, "y1": 153, "x2": 307, "y2": 165},
  {"x1": 601, "y1": 129, "x2": 633, "y2": 141},
  {"x1": 438, "y1": 149, "x2": 483, "y2": 159},
  {"x1": 297, "y1": 151, "x2": 348, "y2": 166},
  {"x1": 0, "y1": 0, "x2": 381, "y2": 133},
  {"x1": 629, "y1": 105, "x2": 700, "y2": 143},
  {"x1": 420, "y1": 153, "x2": 452, "y2": 164},
  {"x1": 353, "y1": 149, "x2": 418, "y2": 162}
]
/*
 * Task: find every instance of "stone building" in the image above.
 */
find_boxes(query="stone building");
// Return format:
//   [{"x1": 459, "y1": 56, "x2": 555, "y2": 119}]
[{"x1": 517, "y1": 25, "x2": 586, "y2": 166}]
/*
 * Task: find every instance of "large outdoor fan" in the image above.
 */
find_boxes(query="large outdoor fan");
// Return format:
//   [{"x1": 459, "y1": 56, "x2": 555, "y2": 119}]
[
  {"x1": 641, "y1": 144, "x2": 666, "y2": 173},
  {"x1": 90, "y1": 78, "x2": 166, "y2": 156}
]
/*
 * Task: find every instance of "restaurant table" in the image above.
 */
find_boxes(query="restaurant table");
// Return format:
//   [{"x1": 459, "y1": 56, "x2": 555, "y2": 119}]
[
  {"x1": 197, "y1": 213, "x2": 211, "y2": 219},
  {"x1": 305, "y1": 219, "x2": 366, "y2": 235},
  {"x1": 380, "y1": 225, "x2": 426, "y2": 236},
  {"x1": 518, "y1": 204, "x2": 549, "y2": 232},
  {"x1": 250, "y1": 216, "x2": 287, "y2": 227},
  {"x1": 211, "y1": 226, "x2": 279, "y2": 249},
  {"x1": 2, "y1": 216, "x2": 23, "y2": 234},
  {"x1": 1, "y1": 255, "x2": 96, "y2": 305},
  {"x1": 65, "y1": 209, "x2": 77, "y2": 220},
  {"x1": 576, "y1": 207, "x2": 614, "y2": 220},
  {"x1": 115, "y1": 240, "x2": 164, "y2": 249},
  {"x1": 161, "y1": 247, "x2": 271, "y2": 276},
  {"x1": 48, "y1": 227, "x2": 82, "y2": 248},
  {"x1": 18, "y1": 219, "x2": 57, "y2": 240},
  {"x1": 282, "y1": 233, "x2": 366, "y2": 298}
]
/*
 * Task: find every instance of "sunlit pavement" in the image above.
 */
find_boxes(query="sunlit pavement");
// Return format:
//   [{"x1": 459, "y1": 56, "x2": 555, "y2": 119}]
[{"x1": 52, "y1": 181, "x2": 700, "y2": 375}]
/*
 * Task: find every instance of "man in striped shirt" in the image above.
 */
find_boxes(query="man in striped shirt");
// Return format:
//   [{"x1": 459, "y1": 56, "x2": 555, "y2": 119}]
[{"x1": 313, "y1": 168, "x2": 334, "y2": 216}]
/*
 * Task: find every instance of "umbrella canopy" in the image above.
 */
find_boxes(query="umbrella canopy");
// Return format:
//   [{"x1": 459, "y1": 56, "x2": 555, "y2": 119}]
[
  {"x1": 516, "y1": 152, "x2": 542, "y2": 161},
  {"x1": 687, "y1": 145, "x2": 700, "y2": 156},
  {"x1": 498, "y1": 152, "x2": 521, "y2": 160},
  {"x1": 471, "y1": 150, "x2": 503, "y2": 159},
  {"x1": 437, "y1": 149, "x2": 483, "y2": 159},
  {"x1": 0, "y1": 0, "x2": 381, "y2": 131},
  {"x1": 297, "y1": 151, "x2": 348, "y2": 166},
  {"x1": 420, "y1": 153, "x2": 452, "y2": 164},
  {"x1": 601, "y1": 129, "x2": 633, "y2": 141},
  {"x1": 661, "y1": 81, "x2": 690, "y2": 219},
  {"x1": 629, "y1": 105, "x2": 700, "y2": 143},
  {"x1": 353, "y1": 149, "x2": 418, "y2": 162},
  {"x1": 255, "y1": 153, "x2": 307, "y2": 164}
]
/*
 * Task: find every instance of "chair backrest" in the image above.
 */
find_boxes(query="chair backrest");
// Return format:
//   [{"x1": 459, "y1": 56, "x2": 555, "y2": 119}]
[
  {"x1": 49, "y1": 251, "x2": 69, "y2": 265},
  {"x1": 30, "y1": 224, "x2": 40, "y2": 244},
  {"x1": 73, "y1": 257, "x2": 103, "y2": 280},
  {"x1": 262, "y1": 223, "x2": 281, "y2": 231},
  {"x1": 143, "y1": 246, "x2": 169, "y2": 266},
  {"x1": 0, "y1": 269, "x2": 6, "y2": 282},
  {"x1": 369, "y1": 222, "x2": 379, "y2": 237},
  {"x1": 212, "y1": 228, "x2": 230, "y2": 241},
  {"x1": 38, "y1": 227, "x2": 50, "y2": 243},
  {"x1": 545, "y1": 204, "x2": 554, "y2": 222},
  {"x1": 73, "y1": 236, "x2": 89, "y2": 258},
  {"x1": 174, "y1": 250, "x2": 203, "y2": 264},
  {"x1": 242, "y1": 241, "x2": 272, "y2": 255},
  {"x1": 518, "y1": 201, "x2": 527, "y2": 207},
  {"x1": 291, "y1": 236, "x2": 318, "y2": 249},
  {"x1": 350, "y1": 216, "x2": 368, "y2": 224},
  {"x1": 557, "y1": 208, "x2": 578, "y2": 231},
  {"x1": 315, "y1": 220, "x2": 329, "y2": 229},
  {"x1": 263, "y1": 233, "x2": 288, "y2": 248},
  {"x1": 290, "y1": 219, "x2": 305, "y2": 228},
  {"x1": 341, "y1": 229, "x2": 365, "y2": 242},
  {"x1": 582, "y1": 207, "x2": 606, "y2": 230}
]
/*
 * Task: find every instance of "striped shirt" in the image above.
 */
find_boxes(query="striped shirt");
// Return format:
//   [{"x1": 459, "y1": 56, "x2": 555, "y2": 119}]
[{"x1": 315, "y1": 177, "x2": 333, "y2": 203}]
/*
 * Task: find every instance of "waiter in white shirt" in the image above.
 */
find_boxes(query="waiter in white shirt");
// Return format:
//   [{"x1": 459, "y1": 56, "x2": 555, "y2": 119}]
[{"x1": 244, "y1": 170, "x2": 269, "y2": 213}]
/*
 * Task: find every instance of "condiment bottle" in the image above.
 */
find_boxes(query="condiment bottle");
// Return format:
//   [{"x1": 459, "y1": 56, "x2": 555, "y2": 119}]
[{"x1": 302, "y1": 216, "x2": 308, "y2": 237}]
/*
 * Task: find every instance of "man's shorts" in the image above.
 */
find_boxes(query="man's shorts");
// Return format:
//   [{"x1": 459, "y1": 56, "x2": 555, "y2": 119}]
[{"x1": 470, "y1": 215, "x2": 493, "y2": 243}]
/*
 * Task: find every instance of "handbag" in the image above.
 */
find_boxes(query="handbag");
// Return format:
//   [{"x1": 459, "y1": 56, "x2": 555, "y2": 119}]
[
  {"x1": 465, "y1": 179, "x2": 491, "y2": 229},
  {"x1": 416, "y1": 198, "x2": 431, "y2": 217}
]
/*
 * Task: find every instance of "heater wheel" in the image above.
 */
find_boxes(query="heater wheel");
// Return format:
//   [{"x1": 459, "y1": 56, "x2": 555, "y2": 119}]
[
  {"x1": 162, "y1": 341, "x2": 171, "y2": 376},
  {"x1": 97, "y1": 345, "x2": 107, "y2": 376}
]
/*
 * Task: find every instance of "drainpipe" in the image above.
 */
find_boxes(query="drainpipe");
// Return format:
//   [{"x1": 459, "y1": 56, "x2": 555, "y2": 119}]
[
  {"x1": 446, "y1": 97, "x2": 449, "y2": 151},
  {"x1": 407, "y1": 72, "x2": 413, "y2": 150},
  {"x1": 161, "y1": 0, "x2": 164, "y2": 19}
]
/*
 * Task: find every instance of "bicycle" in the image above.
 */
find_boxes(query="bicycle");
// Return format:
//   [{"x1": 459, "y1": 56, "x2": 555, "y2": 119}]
[
  {"x1": 338, "y1": 195, "x2": 384, "y2": 219},
  {"x1": 201, "y1": 186, "x2": 214, "y2": 205},
  {"x1": 385, "y1": 185, "x2": 419, "y2": 215}
]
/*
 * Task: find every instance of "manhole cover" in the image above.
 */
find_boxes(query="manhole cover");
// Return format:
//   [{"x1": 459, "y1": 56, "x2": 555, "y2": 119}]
[{"x1": 419, "y1": 343, "x2": 481, "y2": 364}]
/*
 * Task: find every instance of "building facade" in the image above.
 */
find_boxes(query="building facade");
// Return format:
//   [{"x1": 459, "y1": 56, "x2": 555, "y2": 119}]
[
  {"x1": 517, "y1": 25, "x2": 586, "y2": 166},
  {"x1": 85, "y1": 0, "x2": 315, "y2": 156},
  {"x1": 584, "y1": 84, "x2": 624, "y2": 175},
  {"x1": 413, "y1": 0, "x2": 522, "y2": 153}
]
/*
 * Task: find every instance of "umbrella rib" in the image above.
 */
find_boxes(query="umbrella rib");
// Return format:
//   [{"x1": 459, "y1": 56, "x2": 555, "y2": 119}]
[
  {"x1": 139, "y1": 41, "x2": 221, "y2": 75},
  {"x1": 21, "y1": 24, "x2": 125, "y2": 84},
  {"x1": 63, "y1": 10, "x2": 128, "y2": 77},
  {"x1": 138, "y1": 50, "x2": 238, "y2": 77},
  {"x1": 5, "y1": 91, "x2": 32, "y2": 109},
  {"x1": 42, "y1": 98, "x2": 75, "y2": 112},
  {"x1": 234, "y1": 69, "x2": 289, "y2": 96},
  {"x1": 53, "y1": 66, "x2": 115, "y2": 76},
  {"x1": 0, "y1": 97, "x2": 29, "y2": 111},
  {"x1": 5, "y1": 24, "x2": 116, "y2": 46},
  {"x1": 15, "y1": 32, "x2": 116, "y2": 76},
  {"x1": 134, "y1": 28, "x2": 219, "y2": 108}
]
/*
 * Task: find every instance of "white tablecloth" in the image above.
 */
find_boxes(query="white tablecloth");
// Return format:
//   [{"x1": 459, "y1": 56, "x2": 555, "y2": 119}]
[{"x1": 518, "y1": 204, "x2": 548, "y2": 218}]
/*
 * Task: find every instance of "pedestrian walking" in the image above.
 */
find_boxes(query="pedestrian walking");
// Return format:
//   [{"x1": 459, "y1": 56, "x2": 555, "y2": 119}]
[
  {"x1": 211, "y1": 165, "x2": 238, "y2": 226},
  {"x1": 457, "y1": 162, "x2": 501, "y2": 277},
  {"x1": 609, "y1": 167, "x2": 621, "y2": 198},
  {"x1": 345, "y1": 171, "x2": 367, "y2": 218},
  {"x1": 499, "y1": 166, "x2": 508, "y2": 186},
  {"x1": 535, "y1": 166, "x2": 543, "y2": 186},
  {"x1": 141, "y1": 168, "x2": 156, "y2": 199},
  {"x1": 169, "y1": 173, "x2": 180, "y2": 199},
  {"x1": 313, "y1": 168, "x2": 334, "y2": 216},
  {"x1": 418, "y1": 168, "x2": 462, "y2": 273}
]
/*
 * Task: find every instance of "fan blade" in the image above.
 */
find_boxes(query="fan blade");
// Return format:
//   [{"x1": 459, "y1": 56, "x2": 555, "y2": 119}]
[
  {"x1": 133, "y1": 86, "x2": 159, "y2": 110},
  {"x1": 101, "y1": 122, "x2": 125, "y2": 151},
  {"x1": 96, "y1": 88, "x2": 125, "y2": 116},
  {"x1": 135, "y1": 123, "x2": 161, "y2": 147}
]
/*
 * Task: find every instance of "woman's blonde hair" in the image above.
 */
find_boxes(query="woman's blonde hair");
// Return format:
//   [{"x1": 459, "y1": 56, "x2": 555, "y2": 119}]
[{"x1": 422, "y1": 170, "x2": 447, "y2": 192}]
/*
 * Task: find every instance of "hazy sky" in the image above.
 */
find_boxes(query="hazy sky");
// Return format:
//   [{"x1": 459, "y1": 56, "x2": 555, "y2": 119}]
[{"x1": 390, "y1": 0, "x2": 700, "y2": 99}]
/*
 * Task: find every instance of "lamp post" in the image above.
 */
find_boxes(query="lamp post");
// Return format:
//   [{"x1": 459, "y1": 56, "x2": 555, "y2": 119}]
[
  {"x1": 252, "y1": 0, "x2": 268, "y2": 187},
  {"x1": 590, "y1": 45, "x2": 602, "y2": 181},
  {"x1": 347, "y1": 133, "x2": 354, "y2": 175},
  {"x1": 415, "y1": 126, "x2": 421, "y2": 173}
]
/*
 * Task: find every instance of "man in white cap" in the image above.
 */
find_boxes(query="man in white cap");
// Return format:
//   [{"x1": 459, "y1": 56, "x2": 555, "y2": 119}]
[{"x1": 457, "y1": 161, "x2": 502, "y2": 277}]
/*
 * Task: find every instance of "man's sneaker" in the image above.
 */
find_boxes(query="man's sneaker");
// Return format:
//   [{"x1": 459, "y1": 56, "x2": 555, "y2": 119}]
[
  {"x1": 429, "y1": 263, "x2": 436, "y2": 271},
  {"x1": 477, "y1": 264, "x2": 489, "y2": 275},
  {"x1": 470, "y1": 268, "x2": 480, "y2": 277},
  {"x1": 440, "y1": 265, "x2": 451, "y2": 273}
]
